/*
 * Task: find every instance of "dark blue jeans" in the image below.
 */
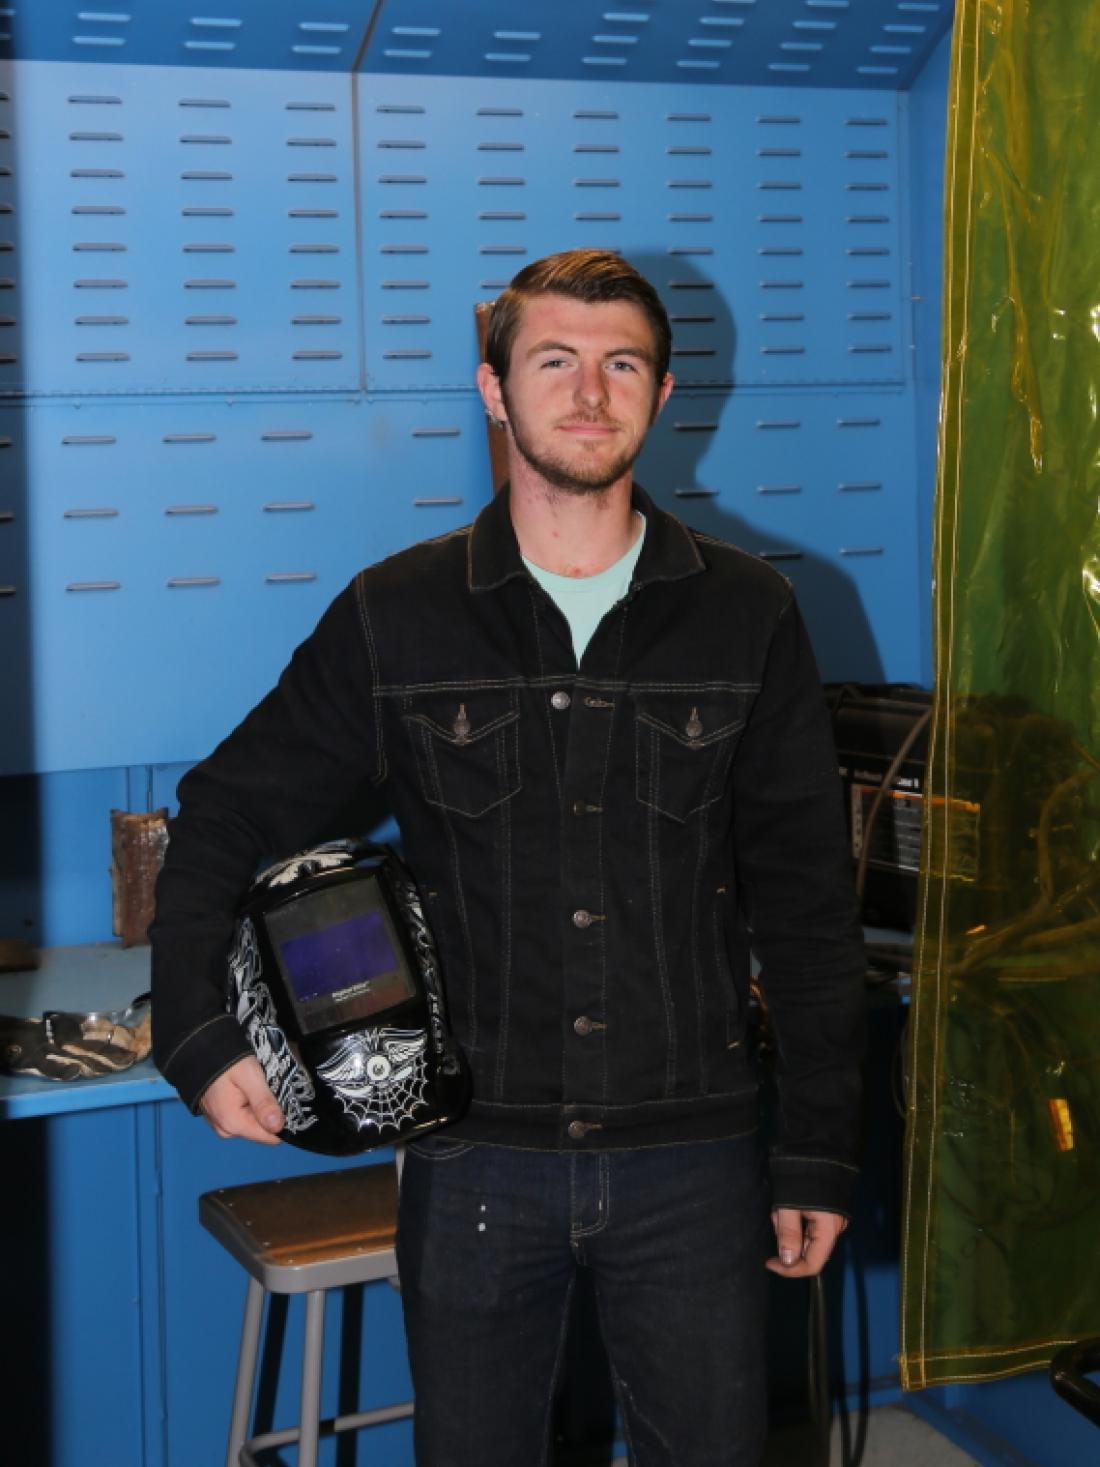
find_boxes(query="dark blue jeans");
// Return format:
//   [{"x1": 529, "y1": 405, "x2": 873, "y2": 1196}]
[{"x1": 396, "y1": 1133, "x2": 771, "y2": 1467}]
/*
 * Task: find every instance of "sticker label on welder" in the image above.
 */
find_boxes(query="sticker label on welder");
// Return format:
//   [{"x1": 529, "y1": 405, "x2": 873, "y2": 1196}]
[
  {"x1": 852, "y1": 785, "x2": 980, "y2": 883},
  {"x1": 852, "y1": 784, "x2": 925, "y2": 874}
]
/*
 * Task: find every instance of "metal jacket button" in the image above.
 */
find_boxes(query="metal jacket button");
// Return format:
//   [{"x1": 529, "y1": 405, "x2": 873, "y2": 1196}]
[
  {"x1": 572, "y1": 909, "x2": 593, "y2": 929},
  {"x1": 551, "y1": 690, "x2": 571, "y2": 710},
  {"x1": 567, "y1": 1120, "x2": 588, "y2": 1140},
  {"x1": 452, "y1": 703, "x2": 471, "y2": 739},
  {"x1": 685, "y1": 706, "x2": 703, "y2": 739},
  {"x1": 573, "y1": 1015, "x2": 594, "y2": 1036}
]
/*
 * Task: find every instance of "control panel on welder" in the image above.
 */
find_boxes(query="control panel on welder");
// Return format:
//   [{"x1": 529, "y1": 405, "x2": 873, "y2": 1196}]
[{"x1": 826, "y1": 685, "x2": 932, "y2": 932}]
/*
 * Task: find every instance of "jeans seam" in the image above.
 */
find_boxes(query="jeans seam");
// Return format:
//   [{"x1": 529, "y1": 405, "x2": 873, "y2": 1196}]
[
  {"x1": 608, "y1": 1363, "x2": 638, "y2": 1467},
  {"x1": 570, "y1": 1152, "x2": 611, "y2": 1242},
  {"x1": 404, "y1": 1140, "x2": 475, "y2": 1161},
  {"x1": 592, "y1": 1273, "x2": 675, "y2": 1465},
  {"x1": 538, "y1": 1272, "x2": 577, "y2": 1467},
  {"x1": 568, "y1": 1152, "x2": 579, "y2": 1254}
]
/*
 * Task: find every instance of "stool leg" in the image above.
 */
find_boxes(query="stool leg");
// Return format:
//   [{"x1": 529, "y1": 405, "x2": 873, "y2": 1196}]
[
  {"x1": 226, "y1": 1278, "x2": 265, "y2": 1467},
  {"x1": 297, "y1": 1289, "x2": 326, "y2": 1467}
]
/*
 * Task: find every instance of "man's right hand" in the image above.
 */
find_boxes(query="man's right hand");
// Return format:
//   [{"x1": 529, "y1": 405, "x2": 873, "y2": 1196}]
[{"x1": 199, "y1": 1055, "x2": 285, "y2": 1145}]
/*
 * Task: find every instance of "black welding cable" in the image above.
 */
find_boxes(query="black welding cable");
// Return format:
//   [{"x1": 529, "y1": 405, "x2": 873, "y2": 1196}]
[
  {"x1": 854, "y1": 706, "x2": 933, "y2": 901},
  {"x1": 808, "y1": 1273, "x2": 831, "y2": 1467}
]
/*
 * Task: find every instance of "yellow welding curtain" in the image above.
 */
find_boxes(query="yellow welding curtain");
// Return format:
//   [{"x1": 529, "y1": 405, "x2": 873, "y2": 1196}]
[{"x1": 899, "y1": 0, "x2": 1100, "y2": 1388}]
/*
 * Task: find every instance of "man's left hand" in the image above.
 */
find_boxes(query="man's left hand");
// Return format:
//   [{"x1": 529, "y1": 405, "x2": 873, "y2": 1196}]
[{"x1": 765, "y1": 1207, "x2": 848, "y2": 1278}]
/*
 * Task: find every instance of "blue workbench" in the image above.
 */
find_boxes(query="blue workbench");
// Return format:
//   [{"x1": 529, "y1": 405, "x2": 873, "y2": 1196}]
[{"x1": 0, "y1": 944, "x2": 168, "y2": 1119}]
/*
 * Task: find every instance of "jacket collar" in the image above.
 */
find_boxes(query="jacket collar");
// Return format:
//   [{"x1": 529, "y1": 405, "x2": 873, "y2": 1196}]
[{"x1": 467, "y1": 483, "x2": 706, "y2": 594}]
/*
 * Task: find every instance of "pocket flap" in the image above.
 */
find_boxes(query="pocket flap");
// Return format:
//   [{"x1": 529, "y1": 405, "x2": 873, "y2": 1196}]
[{"x1": 632, "y1": 691, "x2": 750, "y2": 749}]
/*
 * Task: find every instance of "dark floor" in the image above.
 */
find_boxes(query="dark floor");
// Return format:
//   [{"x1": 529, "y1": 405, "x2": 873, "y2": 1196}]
[
  {"x1": 598, "y1": 1405, "x2": 984, "y2": 1467},
  {"x1": 761, "y1": 1405, "x2": 981, "y2": 1466}
]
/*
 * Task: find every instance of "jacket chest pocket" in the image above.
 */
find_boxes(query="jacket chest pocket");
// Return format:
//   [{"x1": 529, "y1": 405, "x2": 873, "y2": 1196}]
[
  {"x1": 634, "y1": 692, "x2": 751, "y2": 823},
  {"x1": 403, "y1": 692, "x2": 521, "y2": 819}
]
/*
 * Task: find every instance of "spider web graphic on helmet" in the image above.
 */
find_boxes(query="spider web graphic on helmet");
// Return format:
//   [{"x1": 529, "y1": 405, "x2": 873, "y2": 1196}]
[{"x1": 315, "y1": 1027, "x2": 430, "y2": 1133}]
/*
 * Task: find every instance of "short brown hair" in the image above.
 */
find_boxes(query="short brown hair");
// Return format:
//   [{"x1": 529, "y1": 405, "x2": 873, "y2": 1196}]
[{"x1": 484, "y1": 249, "x2": 671, "y2": 383}]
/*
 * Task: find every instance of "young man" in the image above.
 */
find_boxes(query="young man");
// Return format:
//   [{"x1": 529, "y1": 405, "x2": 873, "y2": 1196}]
[{"x1": 152, "y1": 249, "x2": 864, "y2": 1466}]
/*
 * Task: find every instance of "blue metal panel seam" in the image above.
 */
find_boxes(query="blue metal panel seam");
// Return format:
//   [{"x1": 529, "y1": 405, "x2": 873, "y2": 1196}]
[{"x1": 135, "y1": 1102, "x2": 170, "y2": 1467}]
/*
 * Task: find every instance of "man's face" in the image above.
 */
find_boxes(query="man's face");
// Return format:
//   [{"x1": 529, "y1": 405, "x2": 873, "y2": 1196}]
[{"x1": 477, "y1": 293, "x2": 673, "y2": 496}]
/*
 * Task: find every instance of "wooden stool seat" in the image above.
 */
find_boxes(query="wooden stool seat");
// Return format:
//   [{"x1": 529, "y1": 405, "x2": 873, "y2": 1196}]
[
  {"x1": 199, "y1": 1161, "x2": 412, "y2": 1467},
  {"x1": 201, "y1": 1163, "x2": 401, "y2": 1287}
]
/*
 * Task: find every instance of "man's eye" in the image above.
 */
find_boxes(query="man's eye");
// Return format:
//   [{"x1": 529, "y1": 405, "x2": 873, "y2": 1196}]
[
  {"x1": 540, "y1": 358, "x2": 568, "y2": 369},
  {"x1": 608, "y1": 359, "x2": 638, "y2": 372}
]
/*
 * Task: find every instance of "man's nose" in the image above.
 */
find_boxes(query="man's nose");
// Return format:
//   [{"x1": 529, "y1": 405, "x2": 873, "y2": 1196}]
[{"x1": 574, "y1": 360, "x2": 608, "y2": 408}]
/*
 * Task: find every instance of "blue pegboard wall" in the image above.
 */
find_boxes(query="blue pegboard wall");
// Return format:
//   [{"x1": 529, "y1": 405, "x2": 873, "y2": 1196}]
[
  {"x1": 1, "y1": 65, "x2": 907, "y2": 398},
  {"x1": 2, "y1": 393, "x2": 487, "y2": 774},
  {"x1": 360, "y1": 74, "x2": 904, "y2": 391},
  {"x1": 0, "y1": 7, "x2": 946, "y2": 792},
  {"x1": 4, "y1": 62, "x2": 360, "y2": 396}
]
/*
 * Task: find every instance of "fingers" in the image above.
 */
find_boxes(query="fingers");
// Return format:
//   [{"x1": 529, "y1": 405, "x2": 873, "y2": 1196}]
[
  {"x1": 770, "y1": 1206, "x2": 805, "y2": 1268},
  {"x1": 765, "y1": 1208, "x2": 848, "y2": 1279},
  {"x1": 200, "y1": 1056, "x2": 285, "y2": 1146}
]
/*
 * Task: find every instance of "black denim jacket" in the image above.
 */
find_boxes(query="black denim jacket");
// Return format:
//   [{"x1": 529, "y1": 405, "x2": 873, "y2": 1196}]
[{"x1": 151, "y1": 487, "x2": 865, "y2": 1214}]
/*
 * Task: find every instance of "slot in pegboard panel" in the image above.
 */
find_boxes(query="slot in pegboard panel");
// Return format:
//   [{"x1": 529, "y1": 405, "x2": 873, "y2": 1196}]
[
  {"x1": 360, "y1": 74, "x2": 905, "y2": 393},
  {"x1": 2, "y1": 394, "x2": 490, "y2": 773},
  {"x1": 636, "y1": 387, "x2": 923, "y2": 683},
  {"x1": 1, "y1": 61, "x2": 360, "y2": 396}
]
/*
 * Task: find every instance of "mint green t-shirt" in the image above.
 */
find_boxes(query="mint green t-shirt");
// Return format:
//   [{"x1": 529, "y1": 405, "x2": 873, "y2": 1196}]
[{"x1": 522, "y1": 516, "x2": 646, "y2": 664}]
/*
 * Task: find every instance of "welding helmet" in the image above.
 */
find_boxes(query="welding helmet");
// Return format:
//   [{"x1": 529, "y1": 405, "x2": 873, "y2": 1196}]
[{"x1": 228, "y1": 838, "x2": 469, "y2": 1155}]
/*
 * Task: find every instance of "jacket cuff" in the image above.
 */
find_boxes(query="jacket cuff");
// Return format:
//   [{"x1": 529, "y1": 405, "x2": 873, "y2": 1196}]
[
  {"x1": 157, "y1": 1012, "x2": 251, "y2": 1113},
  {"x1": 769, "y1": 1153, "x2": 860, "y2": 1217}
]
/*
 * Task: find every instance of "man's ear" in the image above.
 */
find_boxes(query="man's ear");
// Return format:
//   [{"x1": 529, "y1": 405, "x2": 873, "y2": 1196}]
[
  {"x1": 654, "y1": 372, "x2": 671, "y2": 419},
  {"x1": 650, "y1": 372, "x2": 675, "y2": 424},
  {"x1": 476, "y1": 361, "x2": 507, "y2": 426}
]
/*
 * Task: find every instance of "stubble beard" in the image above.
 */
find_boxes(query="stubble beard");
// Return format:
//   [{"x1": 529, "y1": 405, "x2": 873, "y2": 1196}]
[{"x1": 500, "y1": 384, "x2": 647, "y2": 498}]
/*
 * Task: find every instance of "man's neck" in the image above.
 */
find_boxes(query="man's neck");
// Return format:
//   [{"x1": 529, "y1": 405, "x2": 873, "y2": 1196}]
[{"x1": 509, "y1": 468, "x2": 639, "y2": 579}]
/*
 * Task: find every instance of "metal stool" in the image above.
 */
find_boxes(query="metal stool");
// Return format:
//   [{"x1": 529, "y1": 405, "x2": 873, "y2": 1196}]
[{"x1": 199, "y1": 1161, "x2": 413, "y2": 1467}]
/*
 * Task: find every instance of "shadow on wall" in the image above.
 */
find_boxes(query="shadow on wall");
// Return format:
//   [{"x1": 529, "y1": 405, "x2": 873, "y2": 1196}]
[
  {"x1": 0, "y1": 70, "x2": 51, "y2": 1467},
  {"x1": 627, "y1": 249, "x2": 885, "y2": 686},
  {"x1": 0, "y1": 71, "x2": 37, "y2": 944}
]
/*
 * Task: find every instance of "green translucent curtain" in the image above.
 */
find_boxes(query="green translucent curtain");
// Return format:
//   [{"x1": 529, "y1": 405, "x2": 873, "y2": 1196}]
[{"x1": 900, "y1": 0, "x2": 1100, "y2": 1389}]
